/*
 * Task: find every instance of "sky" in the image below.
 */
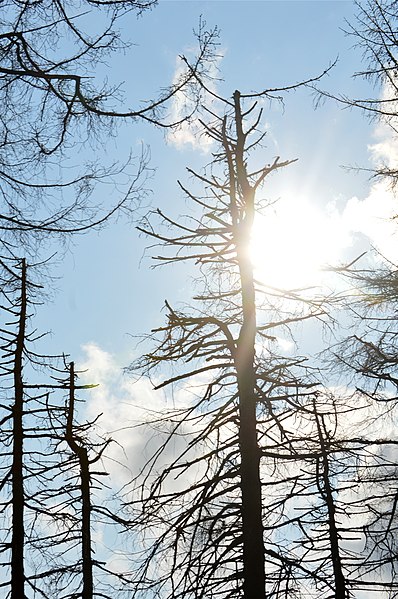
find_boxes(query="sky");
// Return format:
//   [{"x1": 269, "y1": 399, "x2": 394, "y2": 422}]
[
  {"x1": 32, "y1": 0, "x2": 396, "y2": 400},
  {"x1": 20, "y1": 2, "x2": 398, "y2": 595}
]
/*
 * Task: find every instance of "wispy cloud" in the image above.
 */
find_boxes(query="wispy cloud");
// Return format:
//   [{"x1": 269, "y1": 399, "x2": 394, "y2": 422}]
[
  {"x1": 78, "y1": 343, "x2": 166, "y2": 487},
  {"x1": 166, "y1": 49, "x2": 224, "y2": 152},
  {"x1": 337, "y1": 83, "x2": 398, "y2": 265},
  {"x1": 78, "y1": 343, "x2": 208, "y2": 491},
  {"x1": 338, "y1": 180, "x2": 397, "y2": 263}
]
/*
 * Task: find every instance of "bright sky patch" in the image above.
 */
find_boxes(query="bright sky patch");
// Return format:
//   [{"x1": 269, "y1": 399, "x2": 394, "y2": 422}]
[{"x1": 250, "y1": 196, "x2": 349, "y2": 290}]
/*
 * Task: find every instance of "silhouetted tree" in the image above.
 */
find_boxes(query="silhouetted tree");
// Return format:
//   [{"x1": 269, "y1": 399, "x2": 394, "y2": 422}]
[
  {"x1": 255, "y1": 376, "x2": 398, "y2": 598},
  {"x1": 126, "y1": 84, "x2": 328, "y2": 599},
  {"x1": 0, "y1": 3, "x2": 218, "y2": 257},
  {"x1": 323, "y1": 259, "x2": 398, "y2": 594},
  {"x1": 312, "y1": 5, "x2": 398, "y2": 584},
  {"x1": 45, "y1": 359, "x2": 128, "y2": 599},
  {"x1": 0, "y1": 257, "x2": 55, "y2": 597},
  {"x1": 0, "y1": 257, "x2": 126, "y2": 598},
  {"x1": 10, "y1": 258, "x2": 27, "y2": 598},
  {"x1": 315, "y1": 0, "x2": 398, "y2": 185},
  {"x1": 65, "y1": 361, "x2": 96, "y2": 599}
]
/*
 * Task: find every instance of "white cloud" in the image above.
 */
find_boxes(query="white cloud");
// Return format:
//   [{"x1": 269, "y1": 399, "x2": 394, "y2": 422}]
[
  {"x1": 337, "y1": 181, "x2": 398, "y2": 261},
  {"x1": 77, "y1": 343, "x2": 209, "y2": 493},
  {"x1": 337, "y1": 82, "x2": 398, "y2": 265},
  {"x1": 166, "y1": 49, "x2": 224, "y2": 152},
  {"x1": 78, "y1": 342, "x2": 167, "y2": 486}
]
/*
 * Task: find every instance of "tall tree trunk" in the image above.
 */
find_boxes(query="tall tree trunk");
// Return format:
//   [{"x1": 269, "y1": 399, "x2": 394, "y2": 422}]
[
  {"x1": 236, "y1": 311, "x2": 265, "y2": 599},
  {"x1": 313, "y1": 401, "x2": 347, "y2": 598},
  {"x1": 233, "y1": 90, "x2": 266, "y2": 599},
  {"x1": 66, "y1": 361, "x2": 93, "y2": 599},
  {"x1": 11, "y1": 258, "x2": 26, "y2": 599}
]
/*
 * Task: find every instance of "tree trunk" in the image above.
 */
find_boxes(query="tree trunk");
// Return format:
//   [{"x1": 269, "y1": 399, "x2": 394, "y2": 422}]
[
  {"x1": 66, "y1": 362, "x2": 93, "y2": 599},
  {"x1": 314, "y1": 402, "x2": 347, "y2": 598},
  {"x1": 233, "y1": 90, "x2": 266, "y2": 599},
  {"x1": 11, "y1": 258, "x2": 27, "y2": 599}
]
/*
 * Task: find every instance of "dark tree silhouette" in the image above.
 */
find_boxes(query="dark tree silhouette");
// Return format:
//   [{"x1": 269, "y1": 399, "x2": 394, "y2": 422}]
[
  {"x1": 322, "y1": 259, "x2": 398, "y2": 594},
  {"x1": 0, "y1": 257, "x2": 53, "y2": 597},
  {"x1": 53, "y1": 359, "x2": 125, "y2": 599},
  {"x1": 314, "y1": 0, "x2": 398, "y2": 185},
  {"x1": 0, "y1": 257, "x2": 127, "y2": 598},
  {"x1": 10, "y1": 258, "x2": 28, "y2": 599},
  {"x1": 0, "y1": 3, "x2": 218, "y2": 256},
  {"x1": 123, "y1": 72, "x2": 398, "y2": 598},
  {"x1": 126, "y1": 84, "x2": 329, "y2": 599},
  {"x1": 64, "y1": 361, "x2": 98, "y2": 599}
]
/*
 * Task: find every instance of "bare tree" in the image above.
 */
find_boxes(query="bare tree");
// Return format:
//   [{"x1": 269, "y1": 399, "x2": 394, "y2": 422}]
[
  {"x1": 314, "y1": 0, "x2": 398, "y2": 184},
  {"x1": 64, "y1": 361, "x2": 96, "y2": 599},
  {"x1": 0, "y1": 3, "x2": 218, "y2": 256},
  {"x1": 10, "y1": 258, "x2": 27, "y2": 599},
  {"x1": 0, "y1": 257, "x2": 53, "y2": 597},
  {"x1": 123, "y1": 74, "x2": 398, "y2": 598},
  {"x1": 47, "y1": 359, "x2": 128, "y2": 599},
  {"x1": 322, "y1": 259, "x2": 398, "y2": 595},
  {"x1": 254, "y1": 367, "x2": 398, "y2": 599},
  {"x1": 125, "y1": 84, "x2": 329, "y2": 599},
  {"x1": 0, "y1": 257, "x2": 127, "y2": 598}
]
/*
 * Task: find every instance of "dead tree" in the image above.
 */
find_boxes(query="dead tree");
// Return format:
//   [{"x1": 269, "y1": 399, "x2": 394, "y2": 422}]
[
  {"x1": 0, "y1": 258, "x2": 125, "y2": 598},
  {"x1": 30, "y1": 358, "x2": 126, "y2": 598},
  {"x1": 0, "y1": 4, "x2": 218, "y2": 258},
  {"x1": 0, "y1": 257, "x2": 49, "y2": 598},
  {"x1": 65, "y1": 361, "x2": 95, "y2": 599},
  {"x1": 10, "y1": 258, "x2": 27, "y2": 599},
  {"x1": 321, "y1": 260, "x2": 398, "y2": 593},
  {"x1": 127, "y1": 85, "x2": 327, "y2": 599}
]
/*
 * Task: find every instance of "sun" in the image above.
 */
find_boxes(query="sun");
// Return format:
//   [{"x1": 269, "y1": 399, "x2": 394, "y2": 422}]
[{"x1": 249, "y1": 196, "x2": 346, "y2": 291}]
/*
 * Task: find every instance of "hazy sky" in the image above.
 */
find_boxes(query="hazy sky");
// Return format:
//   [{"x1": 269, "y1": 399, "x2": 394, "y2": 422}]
[{"x1": 33, "y1": 1, "x2": 393, "y2": 381}]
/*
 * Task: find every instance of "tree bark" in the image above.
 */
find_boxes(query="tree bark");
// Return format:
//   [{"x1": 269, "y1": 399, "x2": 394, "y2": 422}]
[
  {"x1": 233, "y1": 90, "x2": 266, "y2": 599},
  {"x1": 314, "y1": 402, "x2": 347, "y2": 598},
  {"x1": 66, "y1": 361, "x2": 93, "y2": 599},
  {"x1": 11, "y1": 258, "x2": 27, "y2": 599}
]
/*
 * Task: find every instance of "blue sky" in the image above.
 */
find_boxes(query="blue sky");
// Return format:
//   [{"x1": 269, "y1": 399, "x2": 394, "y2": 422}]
[
  {"x1": 20, "y1": 3, "x2": 398, "y2": 595},
  {"x1": 33, "y1": 1, "x2": 389, "y2": 371}
]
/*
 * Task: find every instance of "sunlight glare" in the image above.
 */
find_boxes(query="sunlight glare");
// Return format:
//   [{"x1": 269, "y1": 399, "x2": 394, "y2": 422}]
[{"x1": 250, "y1": 196, "x2": 346, "y2": 290}]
